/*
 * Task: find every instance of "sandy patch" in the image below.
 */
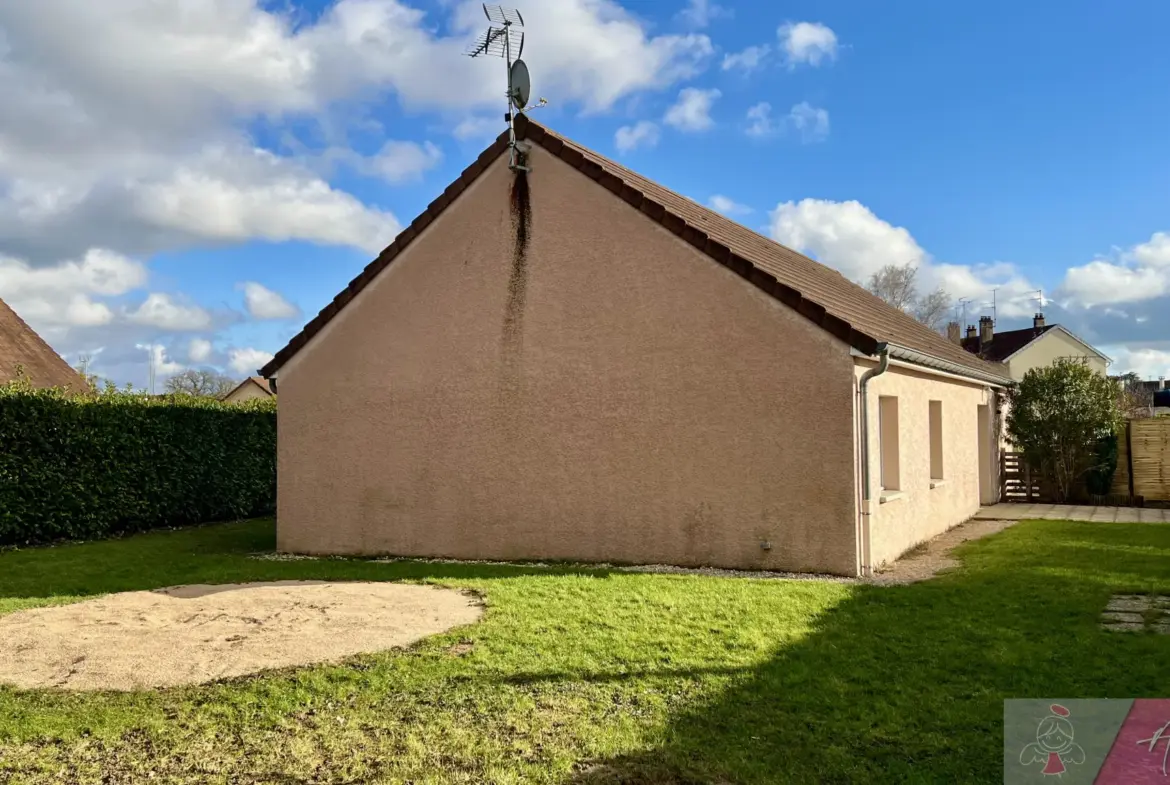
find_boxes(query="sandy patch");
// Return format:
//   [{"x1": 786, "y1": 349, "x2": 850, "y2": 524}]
[
  {"x1": 868, "y1": 519, "x2": 1018, "y2": 585},
  {"x1": 0, "y1": 580, "x2": 482, "y2": 691}
]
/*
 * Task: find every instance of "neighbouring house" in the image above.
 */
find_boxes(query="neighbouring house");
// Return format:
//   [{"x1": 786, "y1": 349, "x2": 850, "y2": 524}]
[
  {"x1": 956, "y1": 313, "x2": 1110, "y2": 380},
  {"x1": 222, "y1": 376, "x2": 275, "y2": 404},
  {"x1": 0, "y1": 295, "x2": 88, "y2": 391},
  {"x1": 261, "y1": 117, "x2": 1012, "y2": 577}
]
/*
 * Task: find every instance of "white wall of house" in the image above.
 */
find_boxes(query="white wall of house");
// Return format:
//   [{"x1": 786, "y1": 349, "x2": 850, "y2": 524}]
[
  {"x1": 1006, "y1": 329, "x2": 1108, "y2": 379},
  {"x1": 855, "y1": 360, "x2": 1001, "y2": 569}
]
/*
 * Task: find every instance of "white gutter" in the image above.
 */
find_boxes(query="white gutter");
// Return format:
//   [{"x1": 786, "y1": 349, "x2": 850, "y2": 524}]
[{"x1": 851, "y1": 344, "x2": 1013, "y2": 388}]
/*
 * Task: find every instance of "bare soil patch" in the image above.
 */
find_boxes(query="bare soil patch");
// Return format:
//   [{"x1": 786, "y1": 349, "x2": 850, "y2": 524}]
[
  {"x1": 868, "y1": 519, "x2": 1018, "y2": 585},
  {"x1": 0, "y1": 580, "x2": 482, "y2": 691}
]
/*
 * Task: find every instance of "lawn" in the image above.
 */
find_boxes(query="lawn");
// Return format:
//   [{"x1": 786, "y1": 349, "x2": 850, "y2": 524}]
[{"x1": 0, "y1": 519, "x2": 1168, "y2": 784}]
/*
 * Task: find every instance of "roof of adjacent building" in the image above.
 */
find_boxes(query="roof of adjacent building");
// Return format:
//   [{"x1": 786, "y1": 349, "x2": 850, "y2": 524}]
[
  {"x1": 962, "y1": 323, "x2": 1111, "y2": 365},
  {"x1": 261, "y1": 116, "x2": 1010, "y2": 384},
  {"x1": 0, "y1": 296, "x2": 88, "y2": 390},
  {"x1": 962, "y1": 324, "x2": 1057, "y2": 362},
  {"x1": 223, "y1": 376, "x2": 273, "y2": 400}
]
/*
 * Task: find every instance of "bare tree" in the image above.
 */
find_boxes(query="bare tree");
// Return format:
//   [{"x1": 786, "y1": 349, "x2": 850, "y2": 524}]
[
  {"x1": 165, "y1": 369, "x2": 238, "y2": 397},
  {"x1": 1116, "y1": 372, "x2": 1154, "y2": 419},
  {"x1": 867, "y1": 262, "x2": 952, "y2": 333}
]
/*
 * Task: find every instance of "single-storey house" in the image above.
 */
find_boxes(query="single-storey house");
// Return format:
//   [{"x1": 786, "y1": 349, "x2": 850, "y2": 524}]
[
  {"x1": 261, "y1": 117, "x2": 1012, "y2": 577},
  {"x1": 0, "y1": 296, "x2": 88, "y2": 391},
  {"x1": 222, "y1": 376, "x2": 275, "y2": 404}
]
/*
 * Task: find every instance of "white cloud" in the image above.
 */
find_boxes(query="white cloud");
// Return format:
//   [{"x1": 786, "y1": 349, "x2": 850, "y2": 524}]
[
  {"x1": 130, "y1": 147, "x2": 401, "y2": 255},
  {"x1": 787, "y1": 102, "x2": 830, "y2": 143},
  {"x1": 0, "y1": 0, "x2": 711, "y2": 267},
  {"x1": 1099, "y1": 345, "x2": 1170, "y2": 379},
  {"x1": 135, "y1": 343, "x2": 185, "y2": 377},
  {"x1": 767, "y1": 198, "x2": 1042, "y2": 321},
  {"x1": 0, "y1": 249, "x2": 147, "y2": 329},
  {"x1": 337, "y1": 140, "x2": 442, "y2": 184},
  {"x1": 708, "y1": 195, "x2": 753, "y2": 216},
  {"x1": 722, "y1": 45, "x2": 770, "y2": 74},
  {"x1": 452, "y1": 116, "x2": 504, "y2": 142},
  {"x1": 769, "y1": 199, "x2": 926, "y2": 282},
  {"x1": 228, "y1": 347, "x2": 275, "y2": 376},
  {"x1": 745, "y1": 102, "x2": 778, "y2": 138},
  {"x1": 188, "y1": 338, "x2": 213, "y2": 364},
  {"x1": 677, "y1": 0, "x2": 730, "y2": 28},
  {"x1": 127, "y1": 293, "x2": 213, "y2": 331},
  {"x1": 1059, "y1": 232, "x2": 1170, "y2": 307},
  {"x1": 777, "y1": 21, "x2": 839, "y2": 68},
  {"x1": 664, "y1": 87, "x2": 721, "y2": 132},
  {"x1": 614, "y1": 121, "x2": 661, "y2": 153},
  {"x1": 241, "y1": 281, "x2": 299, "y2": 320}
]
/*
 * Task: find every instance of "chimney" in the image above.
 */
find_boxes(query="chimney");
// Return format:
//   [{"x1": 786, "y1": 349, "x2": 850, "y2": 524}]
[
  {"x1": 946, "y1": 321, "x2": 962, "y2": 345},
  {"x1": 979, "y1": 315, "x2": 994, "y2": 346},
  {"x1": 965, "y1": 324, "x2": 977, "y2": 340},
  {"x1": 1033, "y1": 312, "x2": 1046, "y2": 330}
]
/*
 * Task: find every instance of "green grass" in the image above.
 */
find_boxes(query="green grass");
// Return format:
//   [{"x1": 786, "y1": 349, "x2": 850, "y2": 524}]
[{"x1": 1, "y1": 519, "x2": 1168, "y2": 784}]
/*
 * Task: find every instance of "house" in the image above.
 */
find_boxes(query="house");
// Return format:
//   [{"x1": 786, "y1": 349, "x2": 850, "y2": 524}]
[
  {"x1": 957, "y1": 313, "x2": 1110, "y2": 380},
  {"x1": 222, "y1": 376, "x2": 275, "y2": 404},
  {"x1": 260, "y1": 117, "x2": 1012, "y2": 577},
  {"x1": 0, "y1": 296, "x2": 88, "y2": 391}
]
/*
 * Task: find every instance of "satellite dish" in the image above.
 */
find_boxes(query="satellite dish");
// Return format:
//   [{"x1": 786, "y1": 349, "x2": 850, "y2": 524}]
[{"x1": 509, "y1": 59, "x2": 530, "y2": 110}]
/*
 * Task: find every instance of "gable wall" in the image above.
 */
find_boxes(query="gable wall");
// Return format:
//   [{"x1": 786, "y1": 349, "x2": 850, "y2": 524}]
[
  {"x1": 1007, "y1": 330, "x2": 1108, "y2": 379},
  {"x1": 276, "y1": 145, "x2": 860, "y2": 574}
]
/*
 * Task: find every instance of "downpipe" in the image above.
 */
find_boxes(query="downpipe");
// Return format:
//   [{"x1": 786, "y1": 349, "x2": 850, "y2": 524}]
[{"x1": 857, "y1": 344, "x2": 889, "y2": 577}]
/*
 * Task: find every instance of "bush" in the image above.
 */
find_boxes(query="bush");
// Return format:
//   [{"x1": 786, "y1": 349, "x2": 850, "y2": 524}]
[
  {"x1": 0, "y1": 379, "x2": 276, "y2": 546},
  {"x1": 1006, "y1": 358, "x2": 1123, "y2": 503}
]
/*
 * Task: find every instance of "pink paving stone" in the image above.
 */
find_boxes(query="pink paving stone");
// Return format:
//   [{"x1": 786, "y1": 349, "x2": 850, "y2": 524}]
[{"x1": 1095, "y1": 699, "x2": 1170, "y2": 783}]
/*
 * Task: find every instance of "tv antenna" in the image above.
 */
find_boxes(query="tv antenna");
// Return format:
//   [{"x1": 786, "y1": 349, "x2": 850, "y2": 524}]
[
  {"x1": 957, "y1": 297, "x2": 973, "y2": 327},
  {"x1": 466, "y1": 5, "x2": 545, "y2": 171}
]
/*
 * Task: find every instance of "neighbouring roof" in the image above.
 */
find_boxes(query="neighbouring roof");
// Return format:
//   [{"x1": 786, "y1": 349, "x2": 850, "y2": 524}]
[
  {"x1": 223, "y1": 376, "x2": 273, "y2": 400},
  {"x1": 0, "y1": 296, "x2": 88, "y2": 391},
  {"x1": 261, "y1": 116, "x2": 1010, "y2": 384},
  {"x1": 962, "y1": 324, "x2": 1110, "y2": 365}
]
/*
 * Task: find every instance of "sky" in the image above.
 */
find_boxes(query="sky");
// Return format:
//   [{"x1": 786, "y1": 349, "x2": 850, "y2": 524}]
[{"x1": 2, "y1": 0, "x2": 1169, "y2": 388}]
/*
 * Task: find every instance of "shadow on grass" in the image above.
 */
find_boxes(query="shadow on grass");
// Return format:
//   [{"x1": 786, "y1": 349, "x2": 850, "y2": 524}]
[{"x1": 562, "y1": 521, "x2": 1170, "y2": 784}]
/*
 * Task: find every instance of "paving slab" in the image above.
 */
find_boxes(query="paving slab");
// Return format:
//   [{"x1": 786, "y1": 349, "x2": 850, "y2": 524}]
[{"x1": 975, "y1": 503, "x2": 1170, "y2": 523}]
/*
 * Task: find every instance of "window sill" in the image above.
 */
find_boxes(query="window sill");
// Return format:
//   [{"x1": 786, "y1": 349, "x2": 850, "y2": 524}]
[
  {"x1": 930, "y1": 480, "x2": 947, "y2": 489},
  {"x1": 879, "y1": 491, "x2": 905, "y2": 504}
]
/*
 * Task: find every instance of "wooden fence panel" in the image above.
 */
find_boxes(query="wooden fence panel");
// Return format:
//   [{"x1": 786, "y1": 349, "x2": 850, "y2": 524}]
[
  {"x1": 1131, "y1": 419, "x2": 1170, "y2": 501},
  {"x1": 1001, "y1": 452, "x2": 1048, "y2": 502}
]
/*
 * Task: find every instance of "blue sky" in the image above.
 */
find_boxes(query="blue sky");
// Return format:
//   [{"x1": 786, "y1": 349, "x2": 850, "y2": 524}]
[{"x1": 2, "y1": 0, "x2": 1169, "y2": 387}]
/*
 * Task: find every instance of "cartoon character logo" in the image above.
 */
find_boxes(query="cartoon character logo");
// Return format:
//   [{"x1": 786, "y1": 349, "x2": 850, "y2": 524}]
[{"x1": 1020, "y1": 704, "x2": 1087, "y2": 776}]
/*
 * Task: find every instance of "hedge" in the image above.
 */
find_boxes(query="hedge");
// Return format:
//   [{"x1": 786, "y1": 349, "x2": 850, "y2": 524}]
[{"x1": 0, "y1": 379, "x2": 276, "y2": 546}]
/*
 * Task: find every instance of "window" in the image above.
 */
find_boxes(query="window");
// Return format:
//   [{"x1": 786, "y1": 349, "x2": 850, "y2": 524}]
[
  {"x1": 878, "y1": 396, "x2": 900, "y2": 491},
  {"x1": 929, "y1": 400, "x2": 944, "y2": 481}
]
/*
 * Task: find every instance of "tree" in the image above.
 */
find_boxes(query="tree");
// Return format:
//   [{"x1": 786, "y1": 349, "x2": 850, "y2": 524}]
[
  {"x1": 164, "y1": 369, "x2": 238, "y2": 398},
  {"x1": 1007, "y1": 358, "x2": 1124, "y2": 502},
  {"x1": 866, "y1": 262, "x2": 951, "y2": 332},
  {"x1": 1115, "y1": 372, "x2": 1154, "y2": 419}
]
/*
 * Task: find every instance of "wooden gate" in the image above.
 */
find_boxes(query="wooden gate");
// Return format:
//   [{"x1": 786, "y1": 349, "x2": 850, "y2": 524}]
[{"x1": 1000, "y1": 452, "x2": 1049, "y2": 502}]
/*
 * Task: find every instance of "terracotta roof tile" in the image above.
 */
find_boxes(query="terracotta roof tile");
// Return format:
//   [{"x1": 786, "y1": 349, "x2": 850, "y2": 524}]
[
  {"x1": 261, "y1": 118, "x2": 1006, "y2": 382},
  {"x1": 0, "y1": 296, "x2": 87, "y2": 391}
]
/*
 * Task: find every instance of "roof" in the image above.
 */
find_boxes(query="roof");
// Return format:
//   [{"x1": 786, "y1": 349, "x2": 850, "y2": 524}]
[
  {"x1": 962, "y1": 324, "x2": 1110, "y2": 364},
  {"x1": 0, "y1": 296, "x2": 88, "y2": 391},
  {"x1": 261, "y1": 116, "x2": 1010, "y2": 384},
  {"x1": 222, "y1": 376, "x2": 273, "y2": 400}
]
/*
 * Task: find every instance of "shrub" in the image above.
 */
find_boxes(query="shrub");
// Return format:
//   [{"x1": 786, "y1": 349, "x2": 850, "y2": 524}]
[
  {"x1": 0, "y1": 377, "x2": 276, "y2": 546},
  {"x1": 1006, "y1": 358, "x2": 1123, "y2": 503}
]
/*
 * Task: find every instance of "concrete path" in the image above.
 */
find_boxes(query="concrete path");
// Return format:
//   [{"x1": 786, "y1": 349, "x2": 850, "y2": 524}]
[{"x1": 973, "y1": 503, "x2": 1170, "y2": 523}]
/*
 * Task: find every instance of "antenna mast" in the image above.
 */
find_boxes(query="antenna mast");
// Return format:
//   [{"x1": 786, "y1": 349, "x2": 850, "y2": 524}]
[
  {"x1": 957, "y1": 297, "x2": 972, "y2": 328},
  {"x1": 990, "y1": 287, "x2": 999, "y2": 326},
  {"x1": 466, "y1": 5, "x2": 536, "y2": 172}
]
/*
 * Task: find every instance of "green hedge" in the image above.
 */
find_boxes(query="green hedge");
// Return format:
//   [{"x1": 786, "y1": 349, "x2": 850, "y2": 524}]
[{"x1": 0, "y1": 381, "x2": 276, "y2": 546}]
